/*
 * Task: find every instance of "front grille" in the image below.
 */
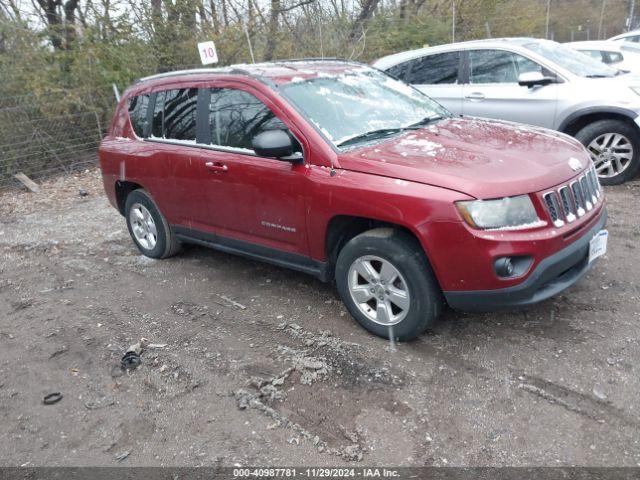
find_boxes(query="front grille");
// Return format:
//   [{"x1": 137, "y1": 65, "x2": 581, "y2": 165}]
[{"x1": 542, "y1": 166, "x2": 602, "y2": 227}]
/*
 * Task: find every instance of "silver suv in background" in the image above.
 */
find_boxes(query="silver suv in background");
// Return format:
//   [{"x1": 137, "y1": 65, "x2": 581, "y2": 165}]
[{"x1": 373, "y1": 38, "x2": 640, "y2": 184}]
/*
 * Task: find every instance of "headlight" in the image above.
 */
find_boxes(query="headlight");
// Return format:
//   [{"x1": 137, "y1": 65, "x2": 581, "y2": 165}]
[{"x1": 456, "y1": 195, "x2": 543, "y2": 230}]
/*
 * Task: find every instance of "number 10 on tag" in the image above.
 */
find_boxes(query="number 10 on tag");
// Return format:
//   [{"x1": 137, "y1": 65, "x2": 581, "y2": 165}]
[{"x1": 198, "y1": 41, "x2": 218, "y2": 65}]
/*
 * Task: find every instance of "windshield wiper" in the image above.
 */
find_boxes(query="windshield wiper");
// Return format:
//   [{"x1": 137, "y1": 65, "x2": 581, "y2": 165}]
[
  {"x1": 585, "y1": 74, "x2": 612, "y2": 78},
  {"x1": 337, "y1": 116, "x2": 444, "y2": 147},
  {"x1": 337, "y1": 128, "x2": 406, "y2": 147},
  {"x1": 407, "y1": 115, "x2": 443, "y2": 129}
]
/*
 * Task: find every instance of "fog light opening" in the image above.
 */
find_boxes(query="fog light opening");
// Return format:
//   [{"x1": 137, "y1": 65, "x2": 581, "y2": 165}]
[
  {"x1": 495, "y1": 257, "x2": 514, "y2": 278},
  {"x1": 494, "y1": 256, "x2": 533, "y2": 279}
]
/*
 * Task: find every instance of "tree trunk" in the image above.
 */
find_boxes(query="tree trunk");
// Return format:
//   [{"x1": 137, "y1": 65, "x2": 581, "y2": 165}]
[
  {"x1": 36, "y1": 0, "x2": 64, "y2": 50},
  {"x1": 221, "y1": 0, "x2": 229, "y2": 27},
  {"x1": 63, "y1": 0, "x2": 79, "y2": 48},
  {"x1": 263, "y1": 0, "x2": 279, "y2": 60},
  {"x1": 349, "y1": 0, "x2": 380, "y2": 40}
]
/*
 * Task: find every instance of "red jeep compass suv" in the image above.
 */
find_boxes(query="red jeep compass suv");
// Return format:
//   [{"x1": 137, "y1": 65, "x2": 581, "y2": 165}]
[{"x1": 98, "y1": 60, "x2": 608, "y2": 340}]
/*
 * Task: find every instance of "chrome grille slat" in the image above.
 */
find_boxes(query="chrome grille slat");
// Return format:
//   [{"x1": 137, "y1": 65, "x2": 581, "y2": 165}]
[
  {"x1": 558, "y1": 186, "x2": 576, "y2": 223},
  {"x1": 570, "y1": 180, "x2": 586, "y2": 217},
  {"x1": 580, "y1": 176, "x2": 593, "y2": 210},
  {"x1": 543, "y1": 192, "x2": 564, "y2": 227},
  {"x1": 543, "y1": 169, "x2": 602, "y2": 225},
  {"x1": 589, "y1": 167, "x2": 601, "y2": 198}
]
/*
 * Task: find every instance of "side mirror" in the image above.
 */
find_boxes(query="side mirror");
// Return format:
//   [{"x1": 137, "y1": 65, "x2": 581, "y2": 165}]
[
  {"x1": 252, "y1": 130, "x2": 301, "y2": 161},
  {"x1": 518, "y1": 71, "x2": 555, "y2": 88}
]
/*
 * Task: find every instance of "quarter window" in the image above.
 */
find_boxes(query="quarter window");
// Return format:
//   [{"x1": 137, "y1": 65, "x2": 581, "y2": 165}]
[
  {"x1": 407, "y1": 52, "x2": 459, "y2": 85},
  {"x1": 208, "y1": 88, "x2": 288, "y2": 151},
  {"x1": 128, "y1": 94, "x2": 150, "y2": 138}
]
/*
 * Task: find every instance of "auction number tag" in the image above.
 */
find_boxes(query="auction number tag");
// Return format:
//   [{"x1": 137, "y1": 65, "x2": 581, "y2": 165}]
[{"x1": 198, "y1": 41, "x2": 218, "y2": 65}]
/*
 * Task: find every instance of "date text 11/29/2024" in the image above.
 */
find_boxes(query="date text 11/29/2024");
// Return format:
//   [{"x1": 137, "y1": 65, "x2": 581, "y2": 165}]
[{"x1": 232, "y1": 467, "x2": 400, "y2": 477}]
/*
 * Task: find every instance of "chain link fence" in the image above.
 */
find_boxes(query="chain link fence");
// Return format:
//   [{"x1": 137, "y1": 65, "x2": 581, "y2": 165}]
[{"x1": 0, "y1": 85, "x2": 116, "y2": 189}]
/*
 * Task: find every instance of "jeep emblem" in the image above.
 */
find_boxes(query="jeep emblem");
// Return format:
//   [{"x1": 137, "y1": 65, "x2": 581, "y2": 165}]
[{"x1": 568, "y1": 157, "x2": 582, "y2": 171}]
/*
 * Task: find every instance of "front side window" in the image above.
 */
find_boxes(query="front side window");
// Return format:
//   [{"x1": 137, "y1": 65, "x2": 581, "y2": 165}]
[
  {"x1": 407, "y1": 52, "x2": 459, "y2": 84},
  {"x1": 470, "y1": 50, "x2": 547, "y2": 84},
  {"x1": 581, "y1": 50, "x2": 605, "y2": 62},
  {"x1": 605, "y1": 51, "x2": 624, "y2": 64},
  {"x1": 128, "y1": 94, "x2": 150, "y2": 137},
  {"x1": 386, "y1": 62, "x2": 411, "y2": 81},
  {"x1": 281, "y1": 68, "x2": 449, "y2": 147},
  {"x1": 208, "y1": 88, "x2": 288, "y2": 151}
]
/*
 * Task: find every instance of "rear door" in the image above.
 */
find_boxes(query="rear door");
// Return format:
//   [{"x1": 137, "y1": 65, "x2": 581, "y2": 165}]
[
  {"x1": 144, "y1": 88, "x2": 210, "y2": 227},
  {"x1": 461, "y1": 49, "x2": 558, "y2": 128},
  {"x1": 400, "y1": 51, "x2": 463, "y2": 114}
]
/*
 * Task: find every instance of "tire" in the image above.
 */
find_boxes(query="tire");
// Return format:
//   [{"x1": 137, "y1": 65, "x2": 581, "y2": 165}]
[
  {"x1": 575, "y1": 119, "x2": 640, "y2": 185},
  {"x1": 335, "y1": 228, "x2": 442, "y2": 342},
  {"x1": 124, "y1": 189, "x2": 181, "y2": 259}
]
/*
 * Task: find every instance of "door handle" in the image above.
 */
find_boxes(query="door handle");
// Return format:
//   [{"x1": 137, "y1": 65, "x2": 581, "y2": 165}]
[
  {"x1": 465, "y1": 92, "x2": 485, "y2": 100},
  {"x1": 205, "y1": 161, "x2": 228, "y2": 173}
]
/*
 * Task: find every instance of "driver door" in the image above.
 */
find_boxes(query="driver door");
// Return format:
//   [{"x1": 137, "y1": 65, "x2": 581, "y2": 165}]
[
  {"x1": 461, "y1": 49, "x2": 558, "y2": 129},
  {"x1": 195, "y1": 85, "x2": 310, "y2": 255}
]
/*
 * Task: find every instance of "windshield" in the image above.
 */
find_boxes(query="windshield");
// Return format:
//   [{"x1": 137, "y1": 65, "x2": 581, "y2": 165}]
[
  {"x1": 524, "y1": 41, "x2": 619, "y2": 77},
  {"x1": 280, "y1": 68, "x2": 450, "y2": 148}
]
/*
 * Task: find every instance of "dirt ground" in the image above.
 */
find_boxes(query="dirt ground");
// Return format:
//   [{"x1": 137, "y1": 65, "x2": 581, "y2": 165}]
[{"x1": 0, "y1": 168, "x2": 639, "y2": 467}]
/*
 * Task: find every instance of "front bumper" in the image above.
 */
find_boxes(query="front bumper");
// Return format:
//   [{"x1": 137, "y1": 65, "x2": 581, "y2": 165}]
[{"x1": 444, "y1": 208, "x2": 607, "y2": 311}]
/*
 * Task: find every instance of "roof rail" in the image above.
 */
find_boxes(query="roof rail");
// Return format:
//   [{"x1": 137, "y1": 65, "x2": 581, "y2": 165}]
[
  {"x1": 134, "y1": 58, "x2": 367, "y2": 85},
  {"x1": 274, "y1": 57, "x2": 366, "y2": 66},
  {"x1": 136, "y1": 67, "x2": 254, "y2": 84}
]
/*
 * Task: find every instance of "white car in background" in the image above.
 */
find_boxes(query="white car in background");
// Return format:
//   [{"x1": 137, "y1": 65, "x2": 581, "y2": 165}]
[
  {"x1": 609, "y1": 29, "x2": 640, "y2": 43},
  {"x1": 566, "y1": 40, "x2": 640, "y2": 73},
  {"x1": 373, "y1": 38, "x2": 640, "y2": 184}
]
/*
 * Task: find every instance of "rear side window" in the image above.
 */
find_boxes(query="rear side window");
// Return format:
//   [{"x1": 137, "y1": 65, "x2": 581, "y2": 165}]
[
  {"x1": 128, "y1": 94, "x2": 150, "y2": 137},
  {"x1": 407, "y1": 52, "x2": 459, "y2": 85},
  {"x1": 151, "y1": 89, "x2": 198, "y2": 140},
  {"x1": 164, "y1": 89, "x2": 198, "y2": 140},
  {"x1": 208, "y1": 88, "x2": 287, "y2": 151}
]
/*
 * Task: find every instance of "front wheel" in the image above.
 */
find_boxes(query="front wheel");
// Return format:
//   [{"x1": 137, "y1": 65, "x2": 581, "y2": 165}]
[
  {"x1": 335, "y1": 228, "x2": 442, "y2": 342},
  {"x1": 576, "y1": 119, "x2": 640, "y2": 185}
]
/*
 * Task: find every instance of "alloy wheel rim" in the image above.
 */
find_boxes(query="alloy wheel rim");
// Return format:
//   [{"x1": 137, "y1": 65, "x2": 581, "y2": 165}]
[
  {"x1": 587, "y1": 132, "x2": 633, "y2": 178},
  {"x1": 347, "y1": 255, "x2": 410, "y2": 326},
  {"x1": 129, "y1": 203, "x2": 158, "y2": 250}
]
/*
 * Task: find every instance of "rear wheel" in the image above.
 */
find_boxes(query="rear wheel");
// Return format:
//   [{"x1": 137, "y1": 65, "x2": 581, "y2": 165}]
[
  {"x1": 576, "y1": 119, "x2": 640, "y2": 185},
  {"x1": 335, "y1": 228, "x2": 442, "y2": 341},
  {"x1": 125, "y1": 189, "x2": 181, "y2": 259}
]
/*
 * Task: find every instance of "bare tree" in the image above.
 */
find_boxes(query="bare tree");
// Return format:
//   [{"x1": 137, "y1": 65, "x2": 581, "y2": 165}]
[
  {"x1": 34, "y1": 0, "x2": 80, "y2": 49},
  {"x1": 349, "y1": 0, "x2": 380, "y2": 40}
]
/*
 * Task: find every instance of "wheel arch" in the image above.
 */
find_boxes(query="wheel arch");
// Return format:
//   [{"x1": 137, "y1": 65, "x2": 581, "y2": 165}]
[
  {"x1": 115, "y1": 180, "x2": 144, "y2": 215},
  {"x1": 324, "y1": 215, "x2": 439, "y2": 285},
  {"x1": 559, "y1": 107, "x2": 639, "y2": 137}
]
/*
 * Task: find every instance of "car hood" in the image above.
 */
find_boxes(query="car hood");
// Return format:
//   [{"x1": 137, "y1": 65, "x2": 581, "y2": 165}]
[{"x1": 337, "y1": 117, "x2": 592, "y2": 199}]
